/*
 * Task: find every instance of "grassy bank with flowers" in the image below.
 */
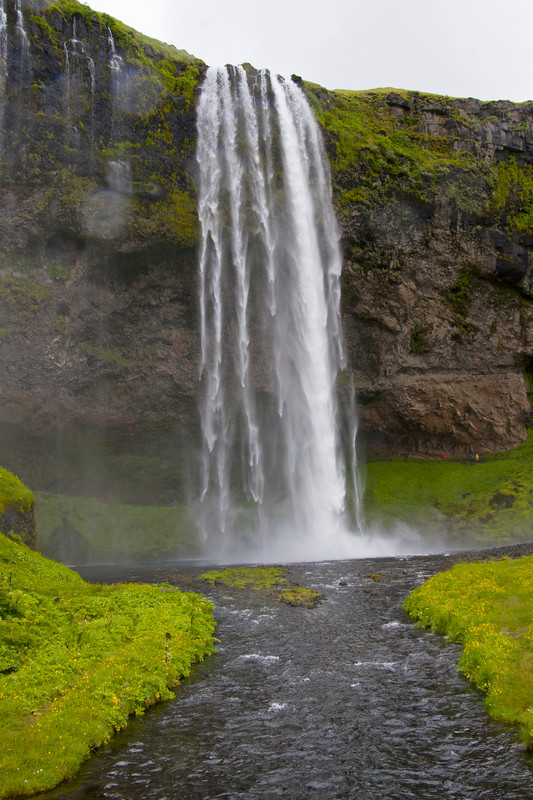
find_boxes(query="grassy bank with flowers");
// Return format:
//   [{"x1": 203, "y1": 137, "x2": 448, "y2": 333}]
[
  {"x1": 0, "y1": 532, "x2": 215, "y2": 798},
  {"x1": 404, "y1": 555, "x2": 533, "y2": 748}
]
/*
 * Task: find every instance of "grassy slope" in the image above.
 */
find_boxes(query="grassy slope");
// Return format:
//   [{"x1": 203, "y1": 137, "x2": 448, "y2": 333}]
[
  {"x1": 363, "y1": 430, "x2": 533, "y2": 542},
  {"x1": 0, "y1": 533, "x2": 215, "y2": 798},
  {"x1": 35, "y1": 491, "x2": 202, "y2": 563},
  {"x1": 0, "y1": 469, "x2": 33, "y2": 519},
  {"x1": 404, "y1": 555, "x2": 533, "y2": 748},
  {"x1": 33, "y1": 429, "x2": 533, "y2": 567}
]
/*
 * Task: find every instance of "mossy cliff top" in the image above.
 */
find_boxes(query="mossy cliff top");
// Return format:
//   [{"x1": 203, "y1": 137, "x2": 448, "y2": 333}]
[{"x1": 306, "y1": 82, "x2": 533, "y2": 241}]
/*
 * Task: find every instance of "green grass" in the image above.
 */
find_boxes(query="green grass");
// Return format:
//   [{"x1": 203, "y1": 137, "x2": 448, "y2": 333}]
[
  {"x1": 404, "y1": 555, "x2": 533, "y2": 748},
  {"x1": 35, "y1": 492, "x2": 202, "y2": 564},
  {"x1": 199, "y1": 566, "x2": 322, "y2": 607},
  {"x1": 0, "y1": 470, "x2": 33, "y2": 518},
  {"x1": 363, "y1": 430, "x2": 533, "y2": 541},
  {"x1": 0, "y1": 532, "x2": 215, "y2": 797}
]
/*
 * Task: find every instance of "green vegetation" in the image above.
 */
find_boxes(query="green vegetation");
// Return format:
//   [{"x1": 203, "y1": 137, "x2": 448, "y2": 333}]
[
  {"x1": 489, "y1": 157, "x2": 533, "y2": 232},
  {"x1": 78, "y1": 342, "x2": 135, "y2": 367},
  {"x1": 304, "y1": 84, "x2": 532, "y2": 247},
  {"x1": 0, "y1": 470, "x2": 33, "y2": 519},
  {"x1": 36, "y1": 493, "x2": 202, "y2": 563},
  {"x1": 0, "y1": 532, "x2": 215, "y2": 797},
  {"x1": 404, "y1": 555, "x2": 533, "y2": 748},
  {"x1": 364, "y1": 430, "x2": 533, "y2": 541},
  {"x1": 199, "y1": 566, "x2": 322, "y2": 607},
  {"x1": 0, "y1": 275, "x2": 52, "y2": 313},
  {"x1": 306, "y1": 85, "x2": 484, "y2": 212}
]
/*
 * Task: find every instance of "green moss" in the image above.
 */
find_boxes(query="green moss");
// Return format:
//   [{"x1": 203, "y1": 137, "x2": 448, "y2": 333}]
[
  {"x1": 45, "y1": 263, "x2": 69, "y2": 281},
  {"x1": 0, "y1": 470, "x2": 34, "y2": 520},
  {"x1": 35, "y1": 492, "x2": 201, "y2": 562},
  {"x1": 0, "y1": 275, "x2": 52, "y2": 310},
  {"x1": 0, "y1": 532, "x2": 215, "y2": 797},
  {"x1": 364, "y1": 430, "x2": 533, "y2": 541},
  {"x1": 489, "y1": 158, "x2": 533, "y2": 231},
  {"x1": 130, "y1": 188, "x2": 199, "y2": 247},
  {"x1": 304, "y1": 86, "x2": 481, "y2": 210},
  {"x1": 199, "y1": 566, "x2": 322, "y2": 608},
  {"x1": 404, "y1": 555, "x2": 533, "y2": 748},
  {"x1": 199, "y1": 566, "x2": 286, "y2": 590},
  {"x1": 175, "y1": 66, "x2": 200, "y2": 108},
  {"x1": 77, "y1": 343, "x2": 134, "y2": 367},
  {"x1": 444, "y1": 269, "x2": 472, "y2": 321},
  {"x1": 409, "y1": 323, "x2": 433, "y2": 353}
]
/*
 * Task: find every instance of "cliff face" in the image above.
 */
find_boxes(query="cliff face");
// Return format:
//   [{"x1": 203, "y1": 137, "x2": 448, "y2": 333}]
[
  {"x1": 309, "y1": 87, "x2": 533, "y2": 456},
  {"x1": 0, "y1": 1, "x2": 532, "y2": 472},
  {"x1": 0, "y1": 0, "x2": 204, "y2": 446}
]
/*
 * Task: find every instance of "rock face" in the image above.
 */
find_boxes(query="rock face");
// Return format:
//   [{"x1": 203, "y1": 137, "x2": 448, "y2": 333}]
[
  {"x1": 0, "y1": 503, "x2": 37, "y2": 549},
  {"x1": 310, "y1": 88, "x2": 533, "y2": 456},
  {"x1": 0, "y1": 0, "x2": 204, "y2": 448},
  {"x1": 0, "y1": 0, "x2": 532, "y2": 475}
]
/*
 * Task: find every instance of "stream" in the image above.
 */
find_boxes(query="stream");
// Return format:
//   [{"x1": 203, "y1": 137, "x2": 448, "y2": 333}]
[{"x1": 34, "y1": 547, "x2": 533, "y2": 800}]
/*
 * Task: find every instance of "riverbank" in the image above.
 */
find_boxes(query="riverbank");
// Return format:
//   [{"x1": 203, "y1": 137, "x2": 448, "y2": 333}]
[
  {"x1": 404, "y1": 551, "x2": 533, "y2": 748},
  {"x1": 0, "y1": 533, "x2": 216, "y2": 798}
]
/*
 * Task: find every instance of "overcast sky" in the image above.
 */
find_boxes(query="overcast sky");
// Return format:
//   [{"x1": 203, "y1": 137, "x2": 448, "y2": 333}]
[{"x1": 92, "y1": 0, "x2": 533, "y2": 103}]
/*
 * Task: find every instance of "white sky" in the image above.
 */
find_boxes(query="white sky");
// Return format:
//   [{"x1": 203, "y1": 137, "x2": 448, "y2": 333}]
[{"x1": 91, "y1": 0, "x2": 533, "y2": 102}]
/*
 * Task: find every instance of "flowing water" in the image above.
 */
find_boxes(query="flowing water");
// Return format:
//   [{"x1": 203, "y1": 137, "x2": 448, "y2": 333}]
[
  {"x1": 0, "y1": 0, "x2": 6, "y2": 153},
  {"x1": 196, "y1": 67, "x2": 360, "y2": 564},
  {"x1": 63, "y1": 18, "x2": 96, "y2": 163},
  {"x1": 107, "y1": 27, "x2": 123, "y2": 97},
  {"x1": 33, "y1": 547, "x2": 533, "y2": 800}
]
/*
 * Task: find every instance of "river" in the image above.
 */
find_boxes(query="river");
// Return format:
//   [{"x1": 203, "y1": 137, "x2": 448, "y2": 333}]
[{"x1": 33, "y1": 546, "x2": 533, "y2": 800}]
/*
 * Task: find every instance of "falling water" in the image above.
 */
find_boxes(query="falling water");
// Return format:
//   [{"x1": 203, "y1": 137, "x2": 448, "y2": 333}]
[
  {"x1": 0, "y1": 0, "x2": 6, "y2": 154},
  {"x1": 107, "y1": 26, "x2": 123, "y2": 95},
  {"x1": 107, "y1": 159, "x2": 131, "y2": 195},
  {"x1": 63, "y1": 18, "x2": 96, "y2": 163},
  {"x1": 14, "y1": 0, "x2": 27, "y2": 46},
  {"x1": 197, "y1": 65, "x2": 361, "y2": 562}
]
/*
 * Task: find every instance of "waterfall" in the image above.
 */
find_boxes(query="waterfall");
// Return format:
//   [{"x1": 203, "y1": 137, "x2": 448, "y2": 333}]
[
  {"x1": 196, "y1": 65, "x2": 361, "y2": 562},
  {"x1": 107, "y1": 26, "x2": 123, "y2": 95},
  {"x1": 107, "y1": 159, "x2": 131, "y2": 195},
  {"x1": 14, "y1": 0, "x2": 28, "y2": 50},
  {"x1": 63, "y1": 18, "x2": 96, "y2": 163},
  {"x1": 0, "y1": 0, "x2": 6, "y2": 154}
]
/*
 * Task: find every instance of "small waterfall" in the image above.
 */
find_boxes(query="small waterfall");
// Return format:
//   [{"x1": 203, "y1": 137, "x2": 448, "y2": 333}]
[
  {"x1": 107, "y1": 27, "x2": 124, "y2": 136},
  {"x1": 107, "y1": 159, "x2": 131, "y2": 194},
  {"x1": 107, "y1": 27, "x2": 123, "y2": 95},
  {"x1": 63, "y1": 17, "x2": 95, "y2": 164},
  {"x1": 0, "y1": 0, "x2": 7, "y2": 154},
  {"x1": 196, "y1": 65, "x2": 360, "y2": 562},
  {"x1": 14, "y1": 0, "x2": 28, "y2": 50}
]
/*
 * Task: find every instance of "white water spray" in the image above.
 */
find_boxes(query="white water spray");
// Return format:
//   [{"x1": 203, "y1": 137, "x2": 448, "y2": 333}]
[{"x1": 197, "y1": 66, "x2": 362, "y2": 562}]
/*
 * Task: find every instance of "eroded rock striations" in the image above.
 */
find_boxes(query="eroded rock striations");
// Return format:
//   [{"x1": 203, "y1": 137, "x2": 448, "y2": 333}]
[{"x1": 0, "y1": 0, "x2": 532, "y2": 471}]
